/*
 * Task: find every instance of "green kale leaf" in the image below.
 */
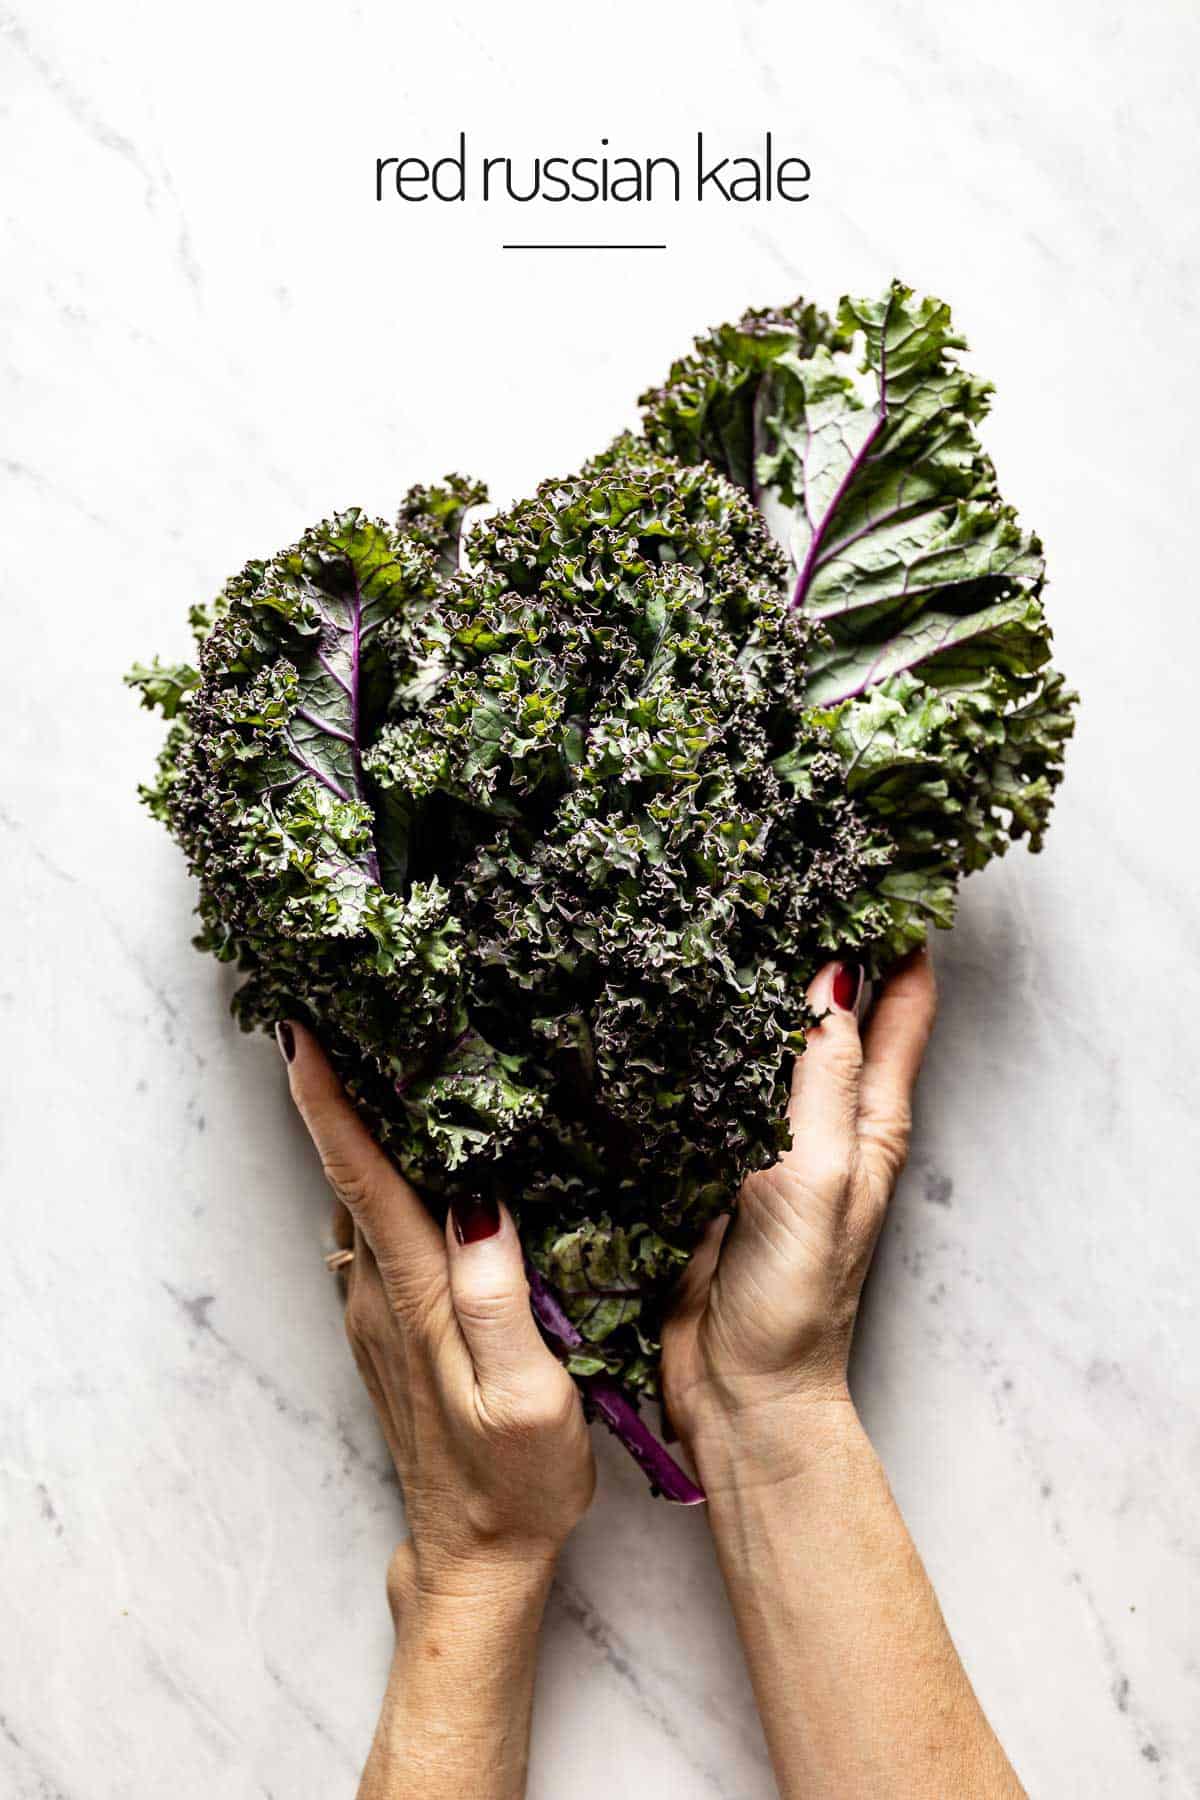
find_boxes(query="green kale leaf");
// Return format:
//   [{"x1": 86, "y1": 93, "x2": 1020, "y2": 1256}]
[{"x1": 640, "y1": 279, "x2": 1076, "y2": 955}]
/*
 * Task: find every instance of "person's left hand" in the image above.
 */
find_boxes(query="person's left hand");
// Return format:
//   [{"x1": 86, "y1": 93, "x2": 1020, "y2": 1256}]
[
  {"x1": 277, "y1": 1021, "x2": 596, "y2": 1605},
  {"x1": 661, "y1": 950, "x2": 937, "y2": 1479}
]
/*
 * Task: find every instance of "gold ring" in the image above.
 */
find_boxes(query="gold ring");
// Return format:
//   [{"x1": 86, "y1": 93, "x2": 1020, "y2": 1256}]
[{"x1": 325, "y1": 1248, "x2": 355, "y2": 1272}]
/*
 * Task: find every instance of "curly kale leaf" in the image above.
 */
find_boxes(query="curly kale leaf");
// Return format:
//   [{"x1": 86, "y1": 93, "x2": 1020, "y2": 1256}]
[
  {"x1": 365, "y1": 450, "x2": 885, "y2": 1248},
  {"x1": 133, "y1": 453, "x2": 891, "y2": 1416},
  {"x1": 539, "y1": 1219, "x2": 687, "y2": 1345},
  {"x1": 395, "y1": 472, "x2": 489, "y2": 580},
  {"x1": 132, "y1": 504, "x2": 492, "y2": 1165}
]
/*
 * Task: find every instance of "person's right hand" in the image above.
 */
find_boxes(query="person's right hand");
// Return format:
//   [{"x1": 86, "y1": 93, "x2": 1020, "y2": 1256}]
[
  {"x1": 661, "y1": 948, "x2": 937, "y2": 1481},
  {"x1": 278, "y1": 1021, "x2": 596, "y2": 1604}
]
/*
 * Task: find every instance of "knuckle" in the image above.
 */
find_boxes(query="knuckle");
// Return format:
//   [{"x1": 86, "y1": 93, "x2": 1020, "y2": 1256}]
[
  {"x1": 345, "y1": 1331, "x2": 378, "y2": 1394},
  {"x1": 497, "y1": 1401, "x2": 546, "y2": 1443},
  {"x1": 529, "y1": 1372, "x2": 577, "y2": 1432},
  {"x1": 373, "y1": 1252, "x2": 447, "y2": 1336},
  {"x1": 860, "y1": 1102, "x2": 913, "y2": 1178},
  {"x1": 778, "y1": 1142, "x2": 853, "y2": 1202},
  {"x1": 344, "y1": 1285, "x2": 390, "y2": 1352},
  {"x1": 844, "y1": 1193, "x2": 887, "y2": 1273},
  {"x1": 409, "y1": 1285, "x2": 450, "y2": 1344},
  {"x1": 799, "y1": 1023, "x2": 863, "y2": 1103},
  {"x1": 824, "y1": 1025, "x2": 864, "y2": 1078},
  {"x1": 343, "y1": 1291, "x2": 366, "y2": 1344},
  {"x1": 810, "y1": 1143, "x2": 856, "y2": 1192},
  {"x1": 484, "y1": 1371, "x2": 573, "y2": 1440},
  {"x1": 319, "y1": 1153, "x2": 376, "y2": 1217},
  {"x1": 454, "y1": 1283, "x2": 516, "y2": 1330}
]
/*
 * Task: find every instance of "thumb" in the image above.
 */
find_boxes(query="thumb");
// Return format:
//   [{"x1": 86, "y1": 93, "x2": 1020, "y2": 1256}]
[
  {"x1": 670, "y1": 1213, "x2": 730, "y2": 1326},
  {"x1": 445, "y1": 1198, "x2": 557, "y2": 1401}
]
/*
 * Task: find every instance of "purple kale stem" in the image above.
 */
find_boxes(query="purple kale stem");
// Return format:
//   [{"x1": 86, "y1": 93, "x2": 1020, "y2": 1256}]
[
  {"x1": 525, "y1": 1264, "x2": 584, "y2": 1347},
  {"x1": 584, "y1": 1377, "x2": 706, "y2": 1507},
  {"x1": 525, "y1": 1262, "x2": 706, "y2": 1507}
]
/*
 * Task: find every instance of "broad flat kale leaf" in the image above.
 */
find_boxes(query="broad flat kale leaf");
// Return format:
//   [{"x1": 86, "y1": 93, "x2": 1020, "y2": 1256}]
[
  {"x1": 130, "y1": 284, "x2": 1075, "y2": 1486},
  {"x1": 638, "y1": 299, "x2": 847, "y2": 489},
  {"x1": 641, "y1": 279, "x2": 1076, "y2": 950}
]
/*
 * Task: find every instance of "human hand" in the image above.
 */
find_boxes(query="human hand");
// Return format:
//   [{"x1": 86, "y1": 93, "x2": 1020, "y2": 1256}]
[
  {"x1": 277, "y1": 1022, "x2": 596, "y2": 1603},
  {"x1": 659, "y1": 954, "x2": 1025, "y2": 1800},
  {"x1": 662, "y1": 949, "x2": 937, "y2": 1479}
]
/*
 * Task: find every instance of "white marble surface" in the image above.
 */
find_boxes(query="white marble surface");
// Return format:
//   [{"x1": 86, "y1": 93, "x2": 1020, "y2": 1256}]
[{"x1": 4, "y1": 0, "x2": 1200, "y2": 1793}]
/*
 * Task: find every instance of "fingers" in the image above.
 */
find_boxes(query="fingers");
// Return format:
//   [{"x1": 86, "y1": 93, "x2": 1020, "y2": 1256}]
[
  {"x1": 781, "y1": 958, "x2": 865, "y2": 1181},
  {"x1": 857, "y1": 947, "x2": 938, "y2": 1194},
  {"x1": 279, "y1": 1021, "x2": 445, "y2": 1290},
  {"x1": 444, "y1": 1202, "x2": 564, "y2": 1406}
]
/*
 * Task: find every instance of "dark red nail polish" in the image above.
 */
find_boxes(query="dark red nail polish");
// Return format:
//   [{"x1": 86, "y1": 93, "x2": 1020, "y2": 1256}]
[
  {"x1": 451, "y1": 1195, "x2": 500, "y2": 1245},
  {"x1": 832, "y1": 961, "x2": 863, "y2": 1013},
  {"x1": 275, "y1": 1021, "x2": 295, "y2": 1063}
]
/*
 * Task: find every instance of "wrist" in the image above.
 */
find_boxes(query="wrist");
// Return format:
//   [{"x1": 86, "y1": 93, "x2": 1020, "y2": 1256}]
[
  {"x1": 682, "y1": 1380, "x2": 865, "y2": 1499},
  {"x1": 368, "y1": 1543, "x2": 553, "y2": 1800},
  {"x1": 388, "y1": 1538, "x2": 558, "y2": 1633}
]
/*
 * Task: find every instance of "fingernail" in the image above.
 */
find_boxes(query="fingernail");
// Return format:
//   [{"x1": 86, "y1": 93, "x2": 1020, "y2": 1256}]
[
  {"x1": 832, "y1": 961, "x2": 864, "y2": 1013},
  {"x1": 275, "y1": 1021, "x2": 296, "y2": 1063},
  {"x1": 451, "y1": 1195, "x2": 501, "y2": 1245}
]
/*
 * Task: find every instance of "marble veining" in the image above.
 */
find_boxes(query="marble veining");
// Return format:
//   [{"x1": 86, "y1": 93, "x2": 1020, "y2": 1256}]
[{"x1": 3, "y1": 0, "x2": 1200, "y2": 1793}]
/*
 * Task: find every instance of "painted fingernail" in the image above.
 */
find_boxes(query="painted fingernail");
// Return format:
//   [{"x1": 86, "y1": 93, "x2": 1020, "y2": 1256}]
[
  {"x1": 275, "y1": 1021, "x2": 296, "y2": 1063},
  {"x1": 451, "y1": 1195, "x2": 500, "y2": 1245},
  {"x1": 832, "y1": 961, "x2": 864, "y2": 1013}
]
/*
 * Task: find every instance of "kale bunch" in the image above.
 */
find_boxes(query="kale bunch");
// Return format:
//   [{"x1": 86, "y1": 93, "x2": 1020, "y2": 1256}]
[{"x1": 130, "y1": 282, "x2": 1074, "y2": 1491}]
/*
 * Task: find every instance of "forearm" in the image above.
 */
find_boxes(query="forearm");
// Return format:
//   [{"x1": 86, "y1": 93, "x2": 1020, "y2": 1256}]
[
  {"x1": 694, "y1": 1398, "x2": 1025, "y2": 1800},
  {"x1": 359, "y1": 1550, "x2": 554, "y2": 1800}
]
